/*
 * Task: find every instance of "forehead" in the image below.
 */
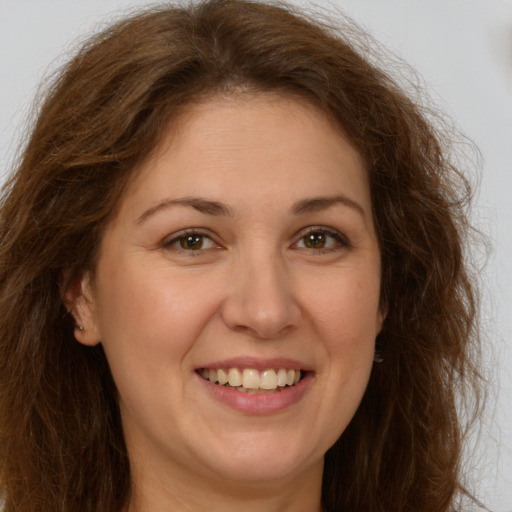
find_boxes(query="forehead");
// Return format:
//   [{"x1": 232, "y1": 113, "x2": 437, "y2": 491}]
[{"x1": 119, "y1": 93, "x2": 371, "y2": 218}]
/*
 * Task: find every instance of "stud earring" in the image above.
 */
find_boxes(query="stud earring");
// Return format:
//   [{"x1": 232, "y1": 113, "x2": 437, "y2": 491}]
[
  {"x1": 374, "y1": 336, "x2": 384, "y2": 363},
  {"x1": 374, "y1": 351, "x2": 384, "y2": 363},
  {"x1": 76, "y1": 325, "x2": 84, "y2": 331}
]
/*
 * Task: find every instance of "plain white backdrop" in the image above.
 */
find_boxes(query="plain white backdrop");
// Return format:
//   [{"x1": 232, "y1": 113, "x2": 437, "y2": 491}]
[{"x1": 1, "y1": 1, "x2": 511, "y2": 510}]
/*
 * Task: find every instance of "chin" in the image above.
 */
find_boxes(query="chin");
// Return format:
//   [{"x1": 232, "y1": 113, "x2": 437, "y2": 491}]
[{"x1": 195, "y1": 430, "x2": 324, "y2": 485}]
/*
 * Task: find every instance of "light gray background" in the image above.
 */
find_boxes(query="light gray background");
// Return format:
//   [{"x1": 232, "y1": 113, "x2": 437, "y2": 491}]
[{"x1": 1, "y1": 1, "x2": 511, "y2": 510}]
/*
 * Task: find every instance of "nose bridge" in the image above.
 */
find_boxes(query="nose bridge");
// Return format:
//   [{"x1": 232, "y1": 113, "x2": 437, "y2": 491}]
[{"x1": 221, "y1": 245, "x2": 301, "y2": 339}]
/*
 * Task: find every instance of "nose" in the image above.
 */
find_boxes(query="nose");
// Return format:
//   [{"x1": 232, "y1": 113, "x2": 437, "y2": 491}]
[{"x1": 220, "y1": 254, "x2": 302, "y2": 340}]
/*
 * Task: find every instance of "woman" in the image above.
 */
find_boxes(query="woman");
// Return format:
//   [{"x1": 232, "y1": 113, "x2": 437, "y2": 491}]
[{"x1": 0, "y1": 1, "x2": 483, "y2": 511}]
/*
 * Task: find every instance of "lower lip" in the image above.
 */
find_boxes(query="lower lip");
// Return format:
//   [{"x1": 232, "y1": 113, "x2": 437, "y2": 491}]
[{"x1": 197, "y1": 372, "x2": 312, "y2": 414}]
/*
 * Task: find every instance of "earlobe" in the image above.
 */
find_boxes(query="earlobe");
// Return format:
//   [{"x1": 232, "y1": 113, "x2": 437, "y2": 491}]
[
  {"x1": 376, "y1": 302, "x2": 388, "y2": 334},
  {"x1": 374, "y1": 304, "x2": 388, "y2": 363},
  {"x1": 61, "y1": 271, "x2": 101, "y2": 346}
]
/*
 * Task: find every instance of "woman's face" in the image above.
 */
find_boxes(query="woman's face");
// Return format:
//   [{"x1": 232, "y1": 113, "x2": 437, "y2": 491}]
[{"x1": 74, "y1": 94, "x2": 384, "y2": 491}]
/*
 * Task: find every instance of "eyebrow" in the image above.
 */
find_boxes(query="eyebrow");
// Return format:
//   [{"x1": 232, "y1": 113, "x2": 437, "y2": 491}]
[
  {"x1": 135, "y1": 197, "x2": 232, "y2": 224},
  {"x1": 135, "y1": 194, "x2": 366, "y2": 224},
  {"x1": 291, "y1": 195, "x2": 366, "y2": 219}
]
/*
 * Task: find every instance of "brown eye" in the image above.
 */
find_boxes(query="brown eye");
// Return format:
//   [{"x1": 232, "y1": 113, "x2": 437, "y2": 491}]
[
  {"x1": 303, "y1": 232, "x2": 327, "y2": 249},
  {"x1": 179, "y1": 234, "x2": 205, "y2": 250},
  {"x1": 162, "y1": 231, "x2": 218, "y2": 252},
  {"x1": 294, "y1": 227, "x2": 348, "y2": 252}
]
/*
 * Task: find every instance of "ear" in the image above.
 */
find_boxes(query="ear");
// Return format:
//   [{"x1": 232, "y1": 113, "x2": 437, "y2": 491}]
[
  {"x1": 376, "y1": 301, "x2": 388, "y2": 335},
  {"x1": 61, "y1": 271, "x2": 101, "y2": 346}
]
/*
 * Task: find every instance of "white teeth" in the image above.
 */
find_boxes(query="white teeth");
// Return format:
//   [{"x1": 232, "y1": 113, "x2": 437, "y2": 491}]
[
  {"x1": 242, "y1": 369, "x2": 260, "y2": 389},
  {"x1": 201, "y1": 367, "x2": 303, "y2": 390},
  {"x1": 276, "y1": 368, "x2": 288, "y2": 387},
  {"x1": 228, "y1": 368, "x2": 242, "y2": 387},
  {"x1": 217, "y1": 368, "x2": 228, "y2": 385},
  {"x1": 260, "y1": 369, "x2": 278, "y2": 390}
]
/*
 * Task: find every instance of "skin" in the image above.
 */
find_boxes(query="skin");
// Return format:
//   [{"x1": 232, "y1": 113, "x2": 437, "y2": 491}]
[{"x1": 70, "y1": 94, "x2": 385, "y2": 512}]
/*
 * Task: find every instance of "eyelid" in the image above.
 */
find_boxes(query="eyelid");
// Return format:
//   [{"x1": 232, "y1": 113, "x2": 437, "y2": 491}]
[
  {"x1": 292, "y1": 225, "x2": 350, "y2": 250},
  {"x1": 160, "y1": 228, "x2": 222, "y2": 251}
]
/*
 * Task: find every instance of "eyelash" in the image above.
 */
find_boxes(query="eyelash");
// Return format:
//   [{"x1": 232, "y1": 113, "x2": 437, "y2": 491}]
[
  {"x1": 293, "y1": 226, "x2": 350, "y2": 254},
  {"x1": 160, "y1": 226, "x2": 349, "y2": 255},
  {"x1": 161, "y1": 229, "x2": 221, "y2": 253}
]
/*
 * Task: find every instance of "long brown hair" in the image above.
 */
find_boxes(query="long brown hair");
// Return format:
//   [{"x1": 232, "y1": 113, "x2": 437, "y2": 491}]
[{"x1": 0, "y1": 1, "x2": 483, "y2": 511}]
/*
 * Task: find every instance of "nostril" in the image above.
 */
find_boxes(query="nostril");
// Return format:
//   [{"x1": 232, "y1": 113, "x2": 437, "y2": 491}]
[{"x1": 233, "y1": 324, "x2": 250, "y2": 334}]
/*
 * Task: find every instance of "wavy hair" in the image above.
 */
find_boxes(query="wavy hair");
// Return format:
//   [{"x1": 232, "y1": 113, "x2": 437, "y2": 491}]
[{"x1": 0, "y1": 1, "x2": 482, "y2": 511}]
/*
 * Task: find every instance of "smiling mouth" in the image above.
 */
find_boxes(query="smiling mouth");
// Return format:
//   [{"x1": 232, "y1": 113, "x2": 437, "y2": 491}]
[{"x1": 198, "y1": 367, "x2": 305, "y2": 394}]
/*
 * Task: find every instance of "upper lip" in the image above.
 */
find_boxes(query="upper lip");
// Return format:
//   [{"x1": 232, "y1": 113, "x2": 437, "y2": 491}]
[{"x1": 196, "y1": 356, "x2": 313, "y2": 372}]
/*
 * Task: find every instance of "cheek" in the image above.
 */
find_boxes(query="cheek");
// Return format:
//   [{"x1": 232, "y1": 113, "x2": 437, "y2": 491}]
[
  {"x1": 294, "y1": 269, "x2": 380, "y2": 450},
  {"x1": 93, "y1": 256, "x2": 216, "y2": 386},
  {"x1": 304, "y1": 267, "x2": 380, "y2": 405},
  {"x1": 92, "y1": 257, "x2": 225, "y2": 428},
  {"x1": 305, "y1": 270, "x2": 382, "y2": 347},
  {"x1": 96, "y1": 253, "x2": 212, "y2": 341}
]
